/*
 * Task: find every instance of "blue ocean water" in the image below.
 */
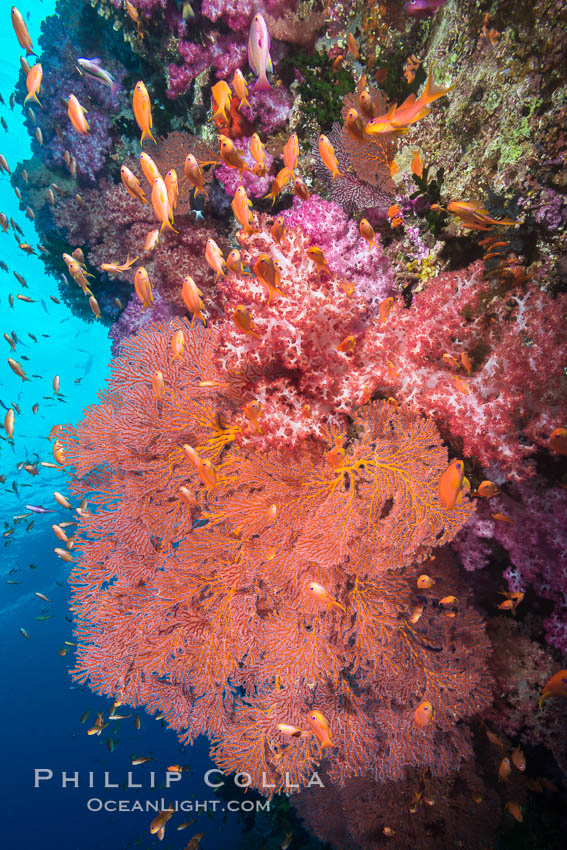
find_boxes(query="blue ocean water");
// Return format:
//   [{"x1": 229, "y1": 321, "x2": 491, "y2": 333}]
[{"x1": 0, "y1": 4, "x2": 248, "y2": 847}]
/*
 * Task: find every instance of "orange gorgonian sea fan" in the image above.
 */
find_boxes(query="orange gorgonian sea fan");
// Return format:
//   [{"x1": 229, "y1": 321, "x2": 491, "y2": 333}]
[{"x1": 62, "y1": 320, "x2": 490, "y2": 795}]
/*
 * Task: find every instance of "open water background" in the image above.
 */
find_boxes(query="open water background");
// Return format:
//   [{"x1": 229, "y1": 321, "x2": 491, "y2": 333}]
[{"x1": 0, "y1": 3, "x2": 246, "y2": 847}]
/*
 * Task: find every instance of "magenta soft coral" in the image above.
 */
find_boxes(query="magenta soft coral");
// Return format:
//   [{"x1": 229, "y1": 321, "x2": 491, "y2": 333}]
[
  {"x1": 207, "y1": 196, "x2": 394, "y2": 446},
  {"x1": 214, "y1": 136, "x2": 274, "y2": 198}
]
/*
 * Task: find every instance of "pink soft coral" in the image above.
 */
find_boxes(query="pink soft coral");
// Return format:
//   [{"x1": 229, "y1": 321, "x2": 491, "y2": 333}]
[
  {"x1": 206, "y1": 196, "x2": 394, "y2": 446},
  {"x1": 347, "y1": 262, "x2": 567, "y2": 477}
]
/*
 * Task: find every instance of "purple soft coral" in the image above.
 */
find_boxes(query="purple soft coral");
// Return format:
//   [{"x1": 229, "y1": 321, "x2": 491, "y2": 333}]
[
  {"x1": 454, "y1": 479, "x2": 567, "y2": 653},
  {"x1": 284, "y1": 195, "x2": 395, "y2": 311}
]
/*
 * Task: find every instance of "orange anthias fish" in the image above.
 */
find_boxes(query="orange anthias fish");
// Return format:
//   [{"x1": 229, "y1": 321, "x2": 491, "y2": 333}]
[
  {"x1": 413, "y1": 700, "x2": 434, "y2": 727},
  {"x1": 233, "y1": 305, "x2": 258, "y2": 337},
  {"x1": 243, "y1": 400, "x2": 262, "y2": 433},
  {"x1": 152, "y1": 370, "x2": 165, "y2": 400},
  {"x1": 205, "y1": 238, "x2": 227, "y2": 279},
  {"x1": 271, "y1": 215, "x2": 285, "y2": 244},
  {"x1": 88, "y1": 295, "x2": 101, "y2": 319},
  {"x1": 454, "y1": 375, "x2": 469, "y2": 395},
  {"x1": 24, "y1": 63, "x2": 42, "y2": 106},
  {"x1": 307, "y1": 246, "x2": 330, "y2": 273},
  {"x1": 438, "y1": 459, "x2": 465, "y2": 509},
  {"x1": 211, "y1": 80, "x2": 232, "y2": 123},
  {"x1": 164, "y1": 169, "x2": 179, "y2": 211},
  {"x1": 338, "y1": 335, "x2": 356, "y2": 354},
  {"x1": 549, "y1": 427, "x2": 567, "y2": 456},
  {"x1": 226, "y1": 248, "x2": 249, "y2": 275},
  {"x1": 171, "y1": 329, "x2": 185, "y2": 360},
  {"x1": 231, "y1": 69, "x2": 250, "y2": 110},
  {"x1": 120, "y1": 164, "x2": 148, "y2": 204},
  {"x1": 140, "y1": 151, "x2": 161, "y2": 184},
  {"x1": 477, "y1": 480, "x2": 499, "y2": 498},
  {"x1": 151, "y1": 176, "x2": 177, "y2": 233},
  {"x1": 253, "y1": 254, "x2": 284, "y2": 304},
  {"x1": 378, "y1": 296, "x2": 394, "y2": 323},
  {"x1": 411, "y1": 149, "x2": 424, "y2": 178},
  {"x1": 283, "y1": 133, "x2": 299, "y2": 177},
  {"x1": 346, "y1": 32, "x2": 359, "y2": 60},
  {"x1": 345, "y1": 108, "x2": 365, "y2": 141},
  {"x1": 145, "y1": 229, "x2": 159, "y2": 251},
  {"x1": 249, "y1": 133, "x2": 266, "y2": 174},
  {"x1": 447, "y1": 200, "x2": 517, "y2": 231},
  {"x1": 149, "y1": 808, "x2": 174, "y2": 838},
  {"x1": 264, "y1": 166, "x2": 293, "y2": 205},
  {"x1": 218, "y1": 135, "x2": 249, "y2": 173},
  {"x1": 417, "y1": 574, "x2": 434, "y2": 589},
  {"x1": 358, "y1": 88, "x2": 375, "y2": 119},
  {"x1": 318, "y1": 134, "x2": 342, "y2": 180},
  {"x1": 11, "y1": 7, "x2": 35, "y2": 55},
  {"x1": 308, "y1": 581, "x2": 346, "y2": 613},
  {"x1": 183, "y1": 153, "x2": 209, "y2": 200},
  {"x1": 498, "y1": 757, "x2": 512, "y2": 782},
  {"x1": 133, "y1": 80, "x2": 156, "y2": 144},
  {"x1": 181, "y1": 276, "x2": 205, "y2": 324},
  {"x1": 277, "y1": 723, "x2": 310, "y2": 739},
  {"x1": 365, "y1": 64, "x2": 454, "y2": 135},
  {"x1": 294, "y1": 176, "x2": 310, "y2": 201},
  {"x1": 359, "y1": 218, "x2": 378, "y2": 250},
  {"x1": 231, "y1": 185, "x2": 256, "y2": 233},
  {"x1": 506, "y1": 802, "x2": 523, "y2": 823},
  {"x1": 67, "y1": 94, "x2": 89, "y2": 135},
  {"x1": 539, "y1": 669, "x2": 567, "y2": 709},
  {"x1": 134, "y1": 267, "x2": 153, "y2": 310},
  {"x1": 305, "y1": 710, "x2": 333, "y2": 749},
  {"x1": 511, "y1": 747, "x2": 526, "y2": 772},
  {"x1": 100, "y1": 256, "x2": 138, "y2": 275}
]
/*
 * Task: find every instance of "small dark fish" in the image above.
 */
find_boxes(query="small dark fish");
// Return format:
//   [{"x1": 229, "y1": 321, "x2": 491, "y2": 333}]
[
  {"x1": 26, "y1": 521, "x2": 34, "y2": 532},
  {"x1": 28, "y1": 333, "x2": 38, "y2": 342},
  {"x1": 0, "y1": 118, "x2": 7, "y2": 133}
]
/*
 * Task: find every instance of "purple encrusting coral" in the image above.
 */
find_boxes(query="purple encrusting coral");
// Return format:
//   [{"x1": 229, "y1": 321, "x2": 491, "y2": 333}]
[
  {"x1": 453, "y1": 479, "x2": 567, "y2": 652},
  {"x1": 31, "y1": 10, "x2": 127, "y2": 183},
  {"x1": 201, "y1": 0, "x2": 299, "y2": 31},
  {"x1": 109, "y1": 292, "x2": 184, "y2": 357},
  {"x1": 284, "y1": 195, "x2": 395, "y2": 311}
]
